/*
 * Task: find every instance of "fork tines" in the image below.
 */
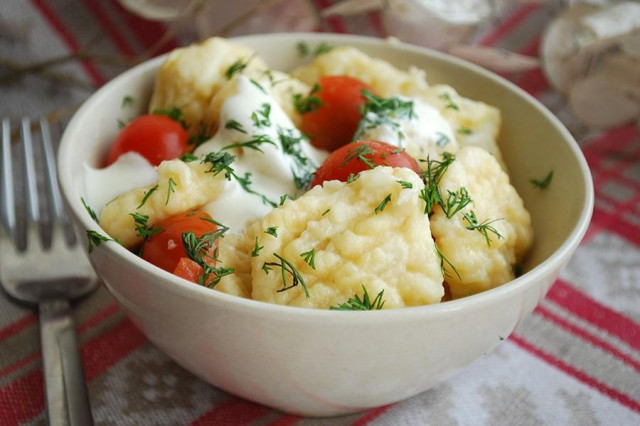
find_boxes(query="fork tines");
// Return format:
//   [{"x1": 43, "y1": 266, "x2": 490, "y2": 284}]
[{"x1": 1, "y1": 117, "x2": 73, "y2": 250}]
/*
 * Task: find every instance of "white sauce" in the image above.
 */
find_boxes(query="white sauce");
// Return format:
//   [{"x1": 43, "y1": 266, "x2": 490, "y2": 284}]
[
  {"x1": 83, "y1": 152, "x2": 157, "y2": 215},
  {"x1": 357, "y1": 96, "x2": 456, "y2": 158},
  {"x1": 194, "y1": 76, "x2": 328, "y2": 232}
]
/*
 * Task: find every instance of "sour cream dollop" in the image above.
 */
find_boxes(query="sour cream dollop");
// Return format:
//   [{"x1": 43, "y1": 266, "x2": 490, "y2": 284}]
[{"x1": 194, "y1": 76, "x2": 328, "y2": 232}]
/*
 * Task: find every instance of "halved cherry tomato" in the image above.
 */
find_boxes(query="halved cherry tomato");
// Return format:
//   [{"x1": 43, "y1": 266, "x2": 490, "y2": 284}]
[
  {"x1": 300, "y1": 76, "x2": 373, "y2": 152},
  {"x1": 141, "y1": 211, "x2": 217, "y2": 273},
  {"x1": 311, "y1": 140, "x2": 420, "y2": 187},
  {"x1": 107, "y1": 114, "x2": 188, "y2": 166},
  {"x1": 173, "y1": 257, "x2": 204, "y2": 284}
]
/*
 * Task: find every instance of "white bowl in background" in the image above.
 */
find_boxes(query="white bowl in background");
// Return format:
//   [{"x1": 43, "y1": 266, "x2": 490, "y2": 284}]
[{"x1": 57, "y1": 33, "x2": 593, "y2": 417}]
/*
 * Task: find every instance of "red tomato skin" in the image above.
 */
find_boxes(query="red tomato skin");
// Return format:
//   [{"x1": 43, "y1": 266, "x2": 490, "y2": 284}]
[
  {"x1": 173, "y1": 257, "x2": 203, "y2": 284},
  {"x1": 300, "y1": 76, "x2": 373, "y2": 152},
  {"x1": 311, "y1": 140, "x2": 421, "y2": 187},
  {"x1": 107, "y1": 115, "x2": 188, "y2": 166},
  {"x1": 141, "y1": 211, "x2": 216, "y2": 273}
]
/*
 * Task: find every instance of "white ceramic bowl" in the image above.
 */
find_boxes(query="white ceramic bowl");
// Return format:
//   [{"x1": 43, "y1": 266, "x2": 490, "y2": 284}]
[{"x1": 58, "y1": 33, "x2": 593, "y2": 417}]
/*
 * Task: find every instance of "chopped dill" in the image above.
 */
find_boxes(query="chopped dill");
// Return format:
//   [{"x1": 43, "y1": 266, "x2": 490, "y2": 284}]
[
  {"x1": 300, "y1": 248, "x2": 316, "y2": 269},
  {"x1": 263, "y1": 253, "x2": 309, "y2": 297},
  {"x1": 530, "y1": 170, "x2": 554, "y2": 189},
  {"x1": 137, "y1": 185, "x2": 159, "y2": 209},
  {"x1": 374, "y1": 194, "x2": 392, "y2": 214},
  {"x1": 330, "y1": 285, "x2": 385, "y2": 311},
  {"x1": 166, "y1": 178, "x2": 177, "y2": 204}
]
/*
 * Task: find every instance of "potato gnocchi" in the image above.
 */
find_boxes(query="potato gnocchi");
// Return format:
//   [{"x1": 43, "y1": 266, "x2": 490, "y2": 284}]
[{"x1": 93, "y1": 36, "x2": 533, "y2": 310}]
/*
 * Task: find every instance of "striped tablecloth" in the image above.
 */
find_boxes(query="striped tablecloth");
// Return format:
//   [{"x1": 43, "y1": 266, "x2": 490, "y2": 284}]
[{"x1": 1, "y1": 1, "x2": 639, "y2": 425}]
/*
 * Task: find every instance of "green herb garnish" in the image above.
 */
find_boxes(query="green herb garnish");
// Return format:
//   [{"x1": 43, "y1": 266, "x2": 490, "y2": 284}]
[{"x1": 331, "y1": 285, "x2": 385, "y2": 311}]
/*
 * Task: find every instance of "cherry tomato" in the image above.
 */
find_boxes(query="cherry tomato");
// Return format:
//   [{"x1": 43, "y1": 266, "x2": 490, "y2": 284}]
[
  {"x1": 300, "y1": 76, "x2": 373, "y2": 152},
  {"x1": 141, "y1": 211, "x2": 217, "y2": 273},
  {"x1": 311, "y1": 140, "x2": 420, "y2": 187},
  {"x1": 107, "y1": 114, "x2": 188, "y2": 166},
  {"x1": 173, "y1": 257, "x2": 204, "y2": 284}
]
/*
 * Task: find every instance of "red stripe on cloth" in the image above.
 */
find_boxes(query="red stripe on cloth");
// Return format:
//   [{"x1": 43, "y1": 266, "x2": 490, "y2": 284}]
[
  {"x1": 0, "y1": 314, "x2": 36, "y2": 341},
  {"x1": 189, "y1": 397, "x2": 272, "y2": 426},
  {"x1": 591, "y1": 207, "x2": 640, "y2": 247},
  {"x1": 76, "y1": 302, "x2": 120, "y2": 334},
  {"x1": 352, "y1": 404, "x2": 393, "y2": 425},
  {"x1": 82, "y1": 0, "x2": 137, "y2": 57},
  {"x1": 265, "y1": 414, "x2": 301, "y2": 425},
  {"x1": 0, "y1": 353, "x2": 40, "y2": 380},
  {"x1": 547, "y1": 280, "x2": 640, "y2": 353},
  {"x1": 0, "y1": 317, "x2": 146, "y2": 424},
  {"x1": 0, "y1": 302, "x2": 121, "y2": 379},
  {"x1": 535, "y1": 305, "x2": 640, "y2": 373},
  {"x1": 109, "y1": 0, "x2": 179, "y2": 54},
  {"x1": 510, "y1": 335, "x2": 640, "y2": 414},
  {"x1": 314, "y1": 0, "x2": 348, "y2": 33},
  {"x1": 478, "y1": 4, "x2": 541, "y2": 47},
  {"x1": 29, "y1": 0, "x2": 105, "y2": 86},
  {"x1": 0, "y1": 370, "x2": 44, "y2": 425},
  {"x1": 81, "y1": 318, "x2": 146, "y2": 381},
  {"x1": 367, "y1": 11, "x2": 387, "y2": 38}
]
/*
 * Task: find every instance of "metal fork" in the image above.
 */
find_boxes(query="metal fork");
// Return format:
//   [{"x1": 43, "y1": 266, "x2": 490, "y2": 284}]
[{"x1": 0, "y1": 117, "x2": 96, "y2": 426}]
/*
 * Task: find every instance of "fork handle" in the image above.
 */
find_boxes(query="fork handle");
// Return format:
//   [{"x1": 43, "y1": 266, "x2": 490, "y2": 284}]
[{"x1": 39, "y1": 299, "x2": 94, "y2": 426}]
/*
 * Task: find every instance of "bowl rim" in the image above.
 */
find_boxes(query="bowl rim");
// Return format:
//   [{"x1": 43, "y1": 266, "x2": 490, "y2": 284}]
[{"x1": 58, "y1": 32, "x2": 594, "y2": 320}]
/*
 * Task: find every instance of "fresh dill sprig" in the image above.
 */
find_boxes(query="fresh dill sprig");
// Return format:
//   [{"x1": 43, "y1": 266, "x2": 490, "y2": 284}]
[
  {"x1": 314, "y1": 42, "x2": 333, "y2": 56},
  {"x1": 222, "y1": 134, "x2": 276, "y2": 153},
  {"x1": 265, "y1": 227, "x2": 278, "y2": 237},
  {"x1": 152, "y1": 107, "x2": 187, "y2": 129},
  {"x1": 438, "y1": 93, "x2": 459, "y2": 110},
  {"x1": 441, "y1": 187, "x2": 472, "y2": 219},
  {"x1": 293, "y1": 83, "x2": 322, "y2": 114},
  {"x1": 355, "y1": 90, "x2": 415, "y2": 142},
  {"x1": 434, "y1": 132, "x2": 450, "y2": 147},
  {"x1": 86, "y1": 230, "x2": 112, "y2": 254},
  {"x1": 300, "y1": 248, "x2": 316, "y2": 269},
  {"x1": 530, "y1": 170, "x2": 554, "y2": 189},
  {"x1": 397, "y1": 180, "x2": 413, "y2": 189},
  {"x1": 434, "y1": 242, "x2": 460, "y2": 280},
  {"x1": 180, "y1": 153, "x2": 199, "y2": 163},
  {"x1": 346, "y1": 173, "x2": 360, "y2": 184},
  {"x1": 341, "y1": 144, "x2": 377, "y2": 169},
  {"x1": 330, "y1": 285, "x2": 385, "y2": 311},
  {"x1": 462, "y1": 211, "x2": 503, "y2": 246},
  {"x1": 137, "y1": 185, "x2": 159, "y2": 209},
  {"x1": 250, "y1": 79, "x2": 267, "y2": 94},
  {"x1": 277, "y1": 128, "x2": 315, "y2": 190},
  {"x1": 418, "y1": 152, "x2": 456, "y2": 214},
  {"x1": 374, "y1": 194, "x2": 392, "y2": 214},
  {"x1": 165, "y1": 178, "x2": 177, "y2": 205},
  {"x1": 250, "y1": 103, "x2": 271, "y2": 128},
  {"x1": 130, "y1": 212, "x2": 163, "y2": 241},
  {"x1": 181, "y1": 222, "x2": 234, "y2": 288},
  {"x1": 263, "y1": 253, "x2": 310, "y2": 298},
  {"x1": 121, "y1": 95, "x2": 134, "y2": 108},
  {"x1": 225, "y1": 119, "x2": 247, "y2": 134},
  {"x1": 201, "y1": 151, "x2": 236, "y2": 179},
  {"x1": 251, "y1": 237, "x2": 263, "y2": 257},
  {"x1": 81, "y1": 197, "x2": 99, "y2": 223},
  {"x1": 225, "y1": 58, "x2": 249, "y2": 79}
]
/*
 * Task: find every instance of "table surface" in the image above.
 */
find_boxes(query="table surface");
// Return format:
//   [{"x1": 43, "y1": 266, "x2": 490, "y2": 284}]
[{"x1": 1, "y1": 1, "x2": 639, "y2": 425}]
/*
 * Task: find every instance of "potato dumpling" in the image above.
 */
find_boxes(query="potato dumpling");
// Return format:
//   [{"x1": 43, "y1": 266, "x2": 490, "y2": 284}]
[
  {"x1": 421, "y1": 85, "x2": 504, "y2": 169},
  {"x1": 429, "y1": 147, "x2": 533, "y2": 299},
  {"x1": 243, "y1": 167, "x2": 445, "y2": 309},
  {"x1": 148, "y1": 37, "x2": 267, "y2": 135},
  {"x1": 291, "y1": 46, "x2": 430, "y2": 99}
]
